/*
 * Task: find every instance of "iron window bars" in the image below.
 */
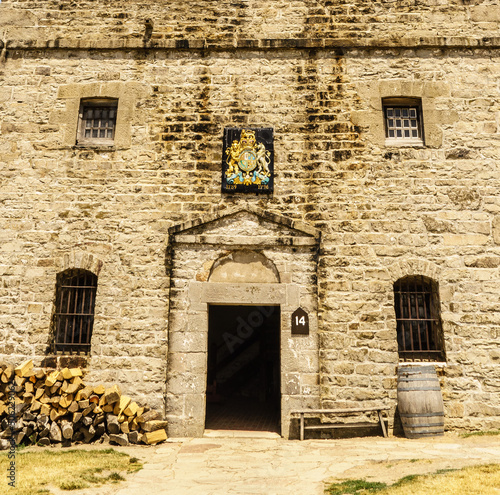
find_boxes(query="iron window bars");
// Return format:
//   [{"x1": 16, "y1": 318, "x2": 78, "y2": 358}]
[
  {"x1": 394, "y1": 276, "x2": 445, "y2": 362},
  {"x1": 383, "y1": 97, "x2": 423, "y2": 145},
  {"x1": 54, "y1": 269, "x2": 97, "y2": 354},
  {"x1": 77, "y1": 98, "x2": 118, "y2": 146}
]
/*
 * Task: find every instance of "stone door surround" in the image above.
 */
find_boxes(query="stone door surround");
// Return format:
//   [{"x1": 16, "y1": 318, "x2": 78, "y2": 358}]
[{"x1": 166, "y1": 207, "x2": 321, "y2": 438}]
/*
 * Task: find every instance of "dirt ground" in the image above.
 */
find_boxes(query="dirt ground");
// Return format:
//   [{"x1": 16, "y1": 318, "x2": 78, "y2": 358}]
[{"x1": 14, "y1": 432, "x2": 500, "y2": 495}]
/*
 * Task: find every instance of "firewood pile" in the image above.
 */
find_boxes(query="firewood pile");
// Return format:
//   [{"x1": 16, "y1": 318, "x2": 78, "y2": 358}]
[{"x1": 0, "y1": 360, "x2": 168, "y2": 448}]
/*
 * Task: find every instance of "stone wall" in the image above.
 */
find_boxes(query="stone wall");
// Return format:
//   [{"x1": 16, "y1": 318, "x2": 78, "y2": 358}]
[
  {"x1": 2, "y1": 0, "x2": 500, "y2": 46},
  {"x1": 0, "y1": 1, "x2": 499, "y2": 433}
]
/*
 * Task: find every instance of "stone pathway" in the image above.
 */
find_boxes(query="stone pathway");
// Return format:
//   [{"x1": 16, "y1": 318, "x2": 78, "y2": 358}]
[{"x1": 109, "y1": 432, "x2": 500, "y2": 495}]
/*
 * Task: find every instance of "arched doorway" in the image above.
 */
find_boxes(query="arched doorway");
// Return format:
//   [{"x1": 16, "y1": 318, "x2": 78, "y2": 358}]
[
  {"x1": 206, "y1": 304, "x2": 280, "y2": 432},
  {"x1": 165, "y1": 207, "x2": 321, "y2": 438}
]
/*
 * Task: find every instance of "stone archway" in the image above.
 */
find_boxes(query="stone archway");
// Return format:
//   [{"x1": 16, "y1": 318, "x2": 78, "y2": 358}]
[{"x1": 165, "y1": 206, "x2": 321, "y2": 438}]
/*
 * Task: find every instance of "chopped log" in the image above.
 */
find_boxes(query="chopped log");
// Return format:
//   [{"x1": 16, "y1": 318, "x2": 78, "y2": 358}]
[
  {"x1": 89, "y1": 394, "x2": 100, "y2": 405},
  {"x1": 82, "y1": 416, "x2": 93, "y2": 427},
  {"x1": 14, "y1": 431, "x2": 25, "y2": 445},
  {"x1": 142, "y1": 420, "x2": 169, "y2": 433},
  {"x1": 36, "y1": 414, "x2": 49, "y2": 429},
  {"x1": 106, "y1": 415, "x2": 121, "y2": 435},
  {"x1": 93, "y1": 406, "x2": 103, "y2": 415},
  {"x1": 120, "y1": 421, "x2": 130, "y2": 434},
  {"x1": 99, "y1": 394, "x2": 106, "y2": 407},
  {"x1": 143, "y1": 429, "x2": 167, "y2": 445},
  {"x1": 30, "y1": 400, "x2": 42, "y2": 413},
  {"x1": 93, "y1": 384, "x2": 106, "y2": 395},
  {"x1": 93, "y1": 413, "x2": 105, "y2": 427},
  {"x1": 14, "y1": 359, "x2": 33, "y2": 378},
  {"x1": 61, "y1": 368, "x2": 72, "y2": 380},
  {"x1": 35, "y1": 369, "x2": 46, "y2": 380},
  {"x1": 104, "y1": 385, "x2": 121, "y2": 405},
  {"x1": 113, "y1": 395, "x2": 131, "y2": 417},
  {"x1": 50, "y1": 382, "x2": 62, "y2": 395},
  {"x1": 81, "y1": 403, "x2": 96, "y2": 416},
  {"x1": 49, "y1": 422, "x2": 62, "y2": 443},
  {"x1": 78, "y1": 399, "x2": 90, "y2": 410},
  {"x1": 14, "y1": 375, "x2": 26, "y2": 387},
  {"x1": 34, "y1": 387, "x2": 44, "y2": 400},
  {"x1": 50, "y1": 408, "x2": 64, "y2": 422},
  {"x1": 61, "y1": 422, "x2": 73, "y2": 440},
  {"x1": 81, "y1": 425, "x2": 95, "y2": 443},
  {"x1": 45, "y1": 371, "x2": 59, "y2": 387},
  {"x1": 124, "y1": 401, "x2": 140, "y2": 417},
  {"x1": 38, "y1": 437, "x2": 50, "y2": 446},
  {"x1": 22, "y1": 391, "x2": 34, "y2": 401},
  {"x1": 1, "y1": 366, "x2": 13, "y2": 383},
  {"x1": 75, "y1": 386, "x2": 93, "y2": 401},
  {"x1": 109, "y1": 433, "x2": 129, "y2": 446},
  {"x1": 69, "y1": 368, "x2": 83, "y2": 378},
  {"x1": 106, "y1": 414, "x2": 121, "y2": 434},
  {"x1": 25, "y1": 381, "x2": 34, "y2": 394},
  {"x1": 23, "y1": 411, "x2": 36, "y2": 421},
  {"x1": 68, "y1": 401, "x2": 79, "y2": 413},
  {"x1": 38, "y1": 427, "x2": 50, "y2": 439},
  {"x1": 128, "y1": 431, "x2": 140, "y2": 444},
  {"x1": 137, "y1": 409, "x2": 161, "y2": 423},
  {"x1": 72, "y1": 412, "x2": 82, "y2": 424},
  {"x1": 65, "y1": 377, "x2": 83, "y2": 395},
  {"x1": 15, "y1": 402, "x2": 29, "y2": 416},
  {"x1": 102, "y1": 404, "x2": 114, "y2": 413},
  {"x1": 59, "y1": 394, "x2": 73, "y2": 409},
  {"x1": 40, "y1": 404, "x2": 51, "y2": 417}
]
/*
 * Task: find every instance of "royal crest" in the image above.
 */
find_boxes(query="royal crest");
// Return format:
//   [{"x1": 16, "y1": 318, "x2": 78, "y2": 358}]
[{"x1": 222, "y1": 128, "x2": 274, "y2": 194}]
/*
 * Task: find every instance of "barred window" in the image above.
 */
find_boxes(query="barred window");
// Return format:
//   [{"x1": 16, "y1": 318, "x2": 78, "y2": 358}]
[
  {"x1": 54, "y1": 269, "x2": 97, "y2": 354},
  {"x1": 77, "y1": 98, "x2": 118, "y2": 146},
  {"x1": 393, "y1": 276, "x2": 445, "y2": 362},
  {"x1": 383, "y1": 98, "x2": 423, "y2": 146}
]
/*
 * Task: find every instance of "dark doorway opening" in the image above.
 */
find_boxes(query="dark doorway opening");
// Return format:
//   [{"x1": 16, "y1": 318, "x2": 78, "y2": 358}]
[{"x1": 206, "y1": 305, "x2": 280, "y2": 432}]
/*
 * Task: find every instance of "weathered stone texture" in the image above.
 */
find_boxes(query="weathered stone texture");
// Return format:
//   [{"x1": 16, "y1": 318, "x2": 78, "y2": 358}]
[
  {"x1": 0, "y1": 1, "x2": 499, "y2": 434},
  {"x1": 2, "y1": 0, "x2": 500, "y2": 47}
]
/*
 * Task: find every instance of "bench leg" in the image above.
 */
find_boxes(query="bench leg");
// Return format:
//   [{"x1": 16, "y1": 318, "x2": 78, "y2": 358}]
[
  {"x1": 300, "y1": 413, "x2": 304, "y2": 441},
  {"x1": 378, "y1": 410, "x2": 388, "y2": 438}
]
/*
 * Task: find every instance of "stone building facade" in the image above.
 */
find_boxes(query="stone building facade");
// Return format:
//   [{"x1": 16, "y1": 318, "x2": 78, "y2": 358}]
[{"x1": 0, "y1": 0, "x2": 499, "y2": 437}]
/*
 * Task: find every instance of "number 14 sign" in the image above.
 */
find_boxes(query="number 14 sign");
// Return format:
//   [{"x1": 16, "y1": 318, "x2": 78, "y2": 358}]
[{"x1": 291, "y1": 307, "x2": 309, "y2": 335}]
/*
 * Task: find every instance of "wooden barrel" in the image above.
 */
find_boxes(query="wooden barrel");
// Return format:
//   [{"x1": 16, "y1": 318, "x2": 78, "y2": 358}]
[{"x1": 397, "y1": 365, "x2": 444, "y2": 439}]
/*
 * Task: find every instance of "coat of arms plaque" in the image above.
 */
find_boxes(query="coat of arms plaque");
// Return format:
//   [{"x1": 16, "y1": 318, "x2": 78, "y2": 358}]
[{"x1": 221, "y1": 127, "x2": 274, "y2": 194}]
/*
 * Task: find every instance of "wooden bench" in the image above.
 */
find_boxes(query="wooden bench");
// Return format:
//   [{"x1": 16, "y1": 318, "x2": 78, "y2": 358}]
[{"x1": 292, "y1": 407, "x2": 390, "y2": 440}]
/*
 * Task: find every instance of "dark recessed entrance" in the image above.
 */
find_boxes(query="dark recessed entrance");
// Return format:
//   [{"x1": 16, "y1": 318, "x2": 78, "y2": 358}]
[{"x1": 206, "y1": 305, "x2": 280, "y2": 432}]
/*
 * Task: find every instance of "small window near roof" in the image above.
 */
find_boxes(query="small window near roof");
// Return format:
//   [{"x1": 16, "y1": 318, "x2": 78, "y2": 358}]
[
  {"x1": 77, "y1": 98, "x2": 118, "y2": 146},
  {"x1": 383, "y1": 97, "x2": 423, "y2": 146}
]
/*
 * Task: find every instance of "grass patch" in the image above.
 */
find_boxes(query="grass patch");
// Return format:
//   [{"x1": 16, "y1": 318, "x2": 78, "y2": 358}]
[
  {"x1": 327, "y1": 464, "x2": 500, "y2": 495},
  {"x1": 0, "y1": 448, "x2": 143, "y2": 495},
  {"x1": 327, "y1": 479, "x2": 388, "y2": 494},
  {"x1": 60, "y1": 480, "x2": 89, "y2": 490},
  {"x1": 460, "y1": 429, "x2": 500, "y2": 438}
]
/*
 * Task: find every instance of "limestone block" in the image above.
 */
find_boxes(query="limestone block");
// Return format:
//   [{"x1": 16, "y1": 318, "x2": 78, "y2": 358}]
[
  {"x1": 168, "y1": 331, "x2": 207, "y2": 354},
  {"x1": 492, "y1": 216, "x2": 500, "y2": 245}
]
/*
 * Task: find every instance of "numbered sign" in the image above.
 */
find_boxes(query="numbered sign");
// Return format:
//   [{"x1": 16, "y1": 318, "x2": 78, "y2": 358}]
[{"x1": 291, "y1": 307, "x2": 309, "y2": 335}]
